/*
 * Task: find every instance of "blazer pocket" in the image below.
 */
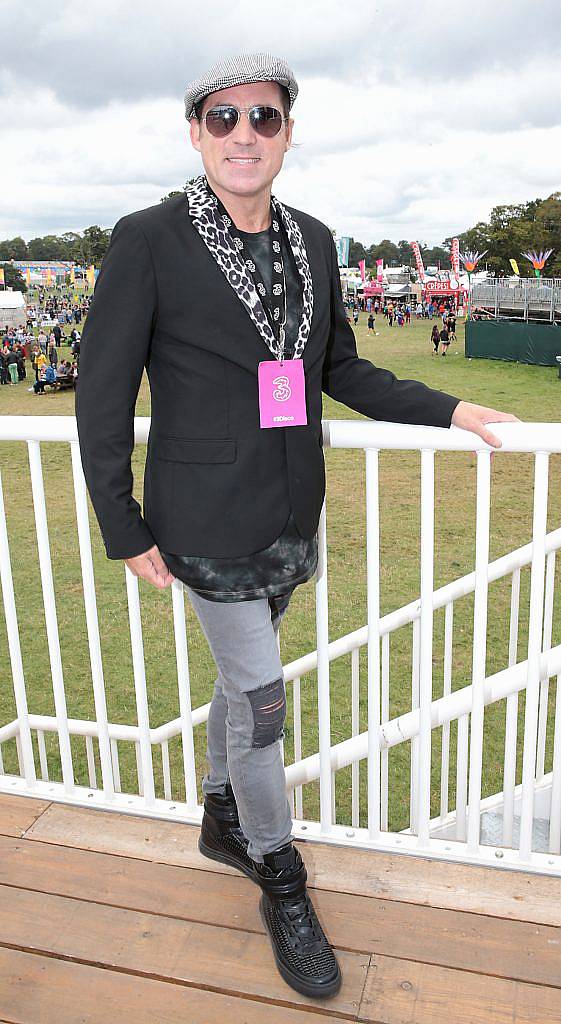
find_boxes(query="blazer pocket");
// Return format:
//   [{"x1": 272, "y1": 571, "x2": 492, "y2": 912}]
[{"x1": 156, "y1": 436, "x2": 237, "y2": 464}]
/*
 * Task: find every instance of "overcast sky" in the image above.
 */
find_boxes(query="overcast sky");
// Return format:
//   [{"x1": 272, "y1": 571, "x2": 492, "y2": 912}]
[{"x1": 2, "y1": 0, "x2": 560, "y2": 247}]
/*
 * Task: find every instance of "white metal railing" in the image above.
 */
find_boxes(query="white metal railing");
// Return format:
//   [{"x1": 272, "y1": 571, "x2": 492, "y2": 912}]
[
  {"x1": 471, "y1": 277, "x2": 561, "y2": 321},
  {"x1": 1, "y1": 415, "x2": 561, "y2": 876}
]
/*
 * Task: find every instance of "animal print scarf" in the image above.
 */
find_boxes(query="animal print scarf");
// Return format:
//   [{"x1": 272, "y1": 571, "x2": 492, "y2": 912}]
[{"x1": 186, "y1": 175, "x2": 313, "y2": 360}]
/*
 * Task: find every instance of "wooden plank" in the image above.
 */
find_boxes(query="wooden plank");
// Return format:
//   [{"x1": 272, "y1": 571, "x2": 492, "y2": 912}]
[
  {"x1": 2, "y1": 836, "x2": 560, "y2": 988},
  {"x1": 359, "y1": 955, "x2": 561, "y2": 1024},
  {"x1": 0, "y1": 794, "x2": 50, "y2": 837},
  {"x1": 0, "y1": 947, "x2": 354, "y2": 1024},
  {"x1": 0, "y1": 885, "x2": 369, "y2": 1017},
  {"x1": 25, "y1": 802, "x2": 561, "y2": 926}
]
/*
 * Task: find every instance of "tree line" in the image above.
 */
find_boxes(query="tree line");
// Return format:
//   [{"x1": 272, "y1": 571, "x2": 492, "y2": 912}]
[
  {"x1": 1, "y1": 191, "x2": 559, "y2": 279},
  {"x1": 349, "y1": 192, "x2": 560, "y2": 276}
]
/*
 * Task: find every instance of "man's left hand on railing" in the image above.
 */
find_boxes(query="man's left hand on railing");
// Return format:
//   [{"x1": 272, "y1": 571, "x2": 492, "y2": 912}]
[{"x1": 451, "y1": 401, "x2": 520, "y2": 449}]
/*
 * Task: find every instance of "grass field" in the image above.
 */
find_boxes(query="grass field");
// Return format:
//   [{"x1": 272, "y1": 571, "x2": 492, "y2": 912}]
[{"x1": 1, "y1": 310, "x2": 560, "y2": 834}]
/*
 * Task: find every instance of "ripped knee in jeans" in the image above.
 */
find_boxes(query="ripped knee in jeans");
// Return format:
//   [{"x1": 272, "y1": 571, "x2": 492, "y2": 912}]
[{"x1": 246, "y1": 677, "x2": 286, "y2": 748}]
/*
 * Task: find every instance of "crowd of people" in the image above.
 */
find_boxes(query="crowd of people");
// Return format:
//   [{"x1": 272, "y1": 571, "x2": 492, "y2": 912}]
[
  {"x1": 0, "y1": 285, "x2": 85, "y2": 392},
  {"x1": 344, "y1": 293, "x2": 460, "y2": 356}
]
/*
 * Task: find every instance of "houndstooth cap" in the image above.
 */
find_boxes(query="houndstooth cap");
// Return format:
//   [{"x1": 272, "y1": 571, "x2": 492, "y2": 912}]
[{"x1": 184, "y1": 53, "x2": 298, "y2": 120}]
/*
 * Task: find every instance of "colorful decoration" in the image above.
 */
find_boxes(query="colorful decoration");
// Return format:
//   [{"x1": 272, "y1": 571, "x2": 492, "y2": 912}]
[
  {"x1": 451, "y1": 238, "x2": 460, "y2": 280},
  {"x1": 509, "y1": 258, "x2": 520, "y2": 276},
  {"x1": 460, "y1": 249, "x2": 487, "y2": 318},
  {"x1": 459, "y1": 249, "x2": 487, "y2": 274},
  {"x1": 521, "y1": 248, "x2": 552, "y2": 279},
  {"x1": 410, "y1": 241, "x2": 426, "y2": 282}
]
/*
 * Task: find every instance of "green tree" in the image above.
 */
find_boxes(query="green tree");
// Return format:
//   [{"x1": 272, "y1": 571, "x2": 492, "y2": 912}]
[
  {"x1": 160, "y1": 177, "x2": 198, "y2": 202},
  {"x1": 348, "y1": 238, "x2": 366, "y2": 265},
  {"x1": 0, "y1": 263, "x2": 27, "y2": 293},
  {"x1": 367, "y1": 239, "x2": 400, "y2": 267},
  {"x1": 0, "y1": 237, "x2": 27, "y2": 260},
  {"x1": 76, "y1": 226, "x2": 112, "y2": 266}
]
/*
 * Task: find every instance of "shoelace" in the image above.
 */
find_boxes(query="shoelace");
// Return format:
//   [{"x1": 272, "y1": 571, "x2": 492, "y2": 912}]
[{"x1": 282, "y1": 895, "x2": 322, "y2": 949}]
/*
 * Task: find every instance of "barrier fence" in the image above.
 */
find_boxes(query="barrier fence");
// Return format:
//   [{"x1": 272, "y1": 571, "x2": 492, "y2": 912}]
[{"x1": 1, "y1": 415, "x2": 560, "y2": 875}]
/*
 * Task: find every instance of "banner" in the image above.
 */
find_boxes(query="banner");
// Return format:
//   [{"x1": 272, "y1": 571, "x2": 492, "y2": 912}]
[
  {"x1": 25, "y1": 268, "x2": 31, "y2": 285},
  {"x1": 70, "y1": 266, "x2": 75, "y2": 284},
  {"x1": 509, "y1": 258, "x2": 520, "y2": 276},
  {"x1": 410, "y1": 241, "x2": 425, "y2": 282},
  {"x1": 358, "y1": 259, "x2": 366, "y2": 283},
  {"x1": 451, "y1": 238, "x2": 460, "y2": 279},
  {"x1": 86, "y1": 265, "x2": 96, "y2": 287},
  {"x1": 45, "y1": 268, "x2": 53, "y2": 286},
  {"x1": 0, "y1": 268, "x2": 4, "y2": 286},
  {"x1": 376, "y1": 258, "x2": 383, "y2": 283},
  {"x1": 335, "y1": 236, "x2": 351, "y2": 267}
]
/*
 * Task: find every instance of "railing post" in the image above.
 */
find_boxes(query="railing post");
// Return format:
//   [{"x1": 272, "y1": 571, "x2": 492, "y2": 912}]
[
  {"x1": 502, "y1": 568, "x2": 521, "y2": 848},
  {"x1": 467, "y1": 451, "x2": 491, "y2": 855},
  {"x1": 171, "y1": 580, "x2": 197, "y2": 812},
  {"x1": 366, "y1": 449, "x2": 381, "y2": 839},
  {"x1": 315, "y1": 500, "x2": 333, "y2": 833},
  {"x1": 519, "y1": 452, "x2": 549, "y2": 862},
  {"x1": 28, "y1": 440, "x2": 75, "y2": 793},
  {"x1": 417, "y1": 449, "x2": 435, "y2": 848},
  {"x1": 70, "y1": 441, "x2": 114, "y2": 800},
  {"x1": 0, "y1": 471, "x2": 36, "y2": 787},
  {"x1": 125, "y1": 568, "x2": 156, "y2": 807}
]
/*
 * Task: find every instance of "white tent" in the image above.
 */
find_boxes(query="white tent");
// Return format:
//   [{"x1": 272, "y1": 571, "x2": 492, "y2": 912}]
[{"x1": 0, "y1": 291, "x2": 26, "y2": 328}]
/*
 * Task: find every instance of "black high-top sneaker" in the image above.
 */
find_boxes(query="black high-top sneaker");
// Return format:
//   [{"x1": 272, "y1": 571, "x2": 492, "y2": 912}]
[
  {"x1": 198, "y1": 781, "x2": 258, "y2": 882},
  {"x1": 254, "y1": 842, "x2": 342, "y2": 999}
]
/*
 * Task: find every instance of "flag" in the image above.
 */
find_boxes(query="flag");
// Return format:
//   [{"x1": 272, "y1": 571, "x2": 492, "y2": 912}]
[
  {"x1": 451, "y1": 238, "x2": 460, "y2": 279},
  {"x1": 70, "y1": 266, "x2": 75, "y2": 284},
  {"x1": 45, "y1": 268, "x2": 53, "y2": 286},
  {"x1": 25, "y1": 268, "x2": 31, "y2": 285},
  {"x1": 358, "y1": 259, "x2": 366, "y2": 283},
  {"x1": 86, "y1": 265, "x2": 95, "y2": 287},
  {"x1": 335, "y1": 236, "x2": 351, "y2": 267},
  {"x1": 0, "y1": 268, "x2": 4, "y2": 286},
  {"x1": 410, "y1": 241, "x2": 426, "y2": 282},
  {"x1": 376, "y1": 258, "x2": 383, "y2": 283},
  {"x1": 509, "y1": 258, "x2": 520, "y2": 276}
]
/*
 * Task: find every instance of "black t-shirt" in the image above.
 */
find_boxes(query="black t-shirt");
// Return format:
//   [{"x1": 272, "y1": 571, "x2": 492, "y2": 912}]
[{"x1": 237, "y1": 223, "x2": 302, "y2": 355}]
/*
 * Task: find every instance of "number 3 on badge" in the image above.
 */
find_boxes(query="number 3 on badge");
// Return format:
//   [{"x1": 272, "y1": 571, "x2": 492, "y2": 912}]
[
  {"x1": 258, "y1": 359, "x2": 308, "y2": 429},
  {"x1": 273, "y1": 375, "x2": 291, "y2": 402}
]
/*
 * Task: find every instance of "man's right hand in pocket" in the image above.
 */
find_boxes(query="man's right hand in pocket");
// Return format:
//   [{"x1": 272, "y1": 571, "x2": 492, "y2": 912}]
[{"x1": 125, "y1": 544, "x2": 175, "y2": 589}]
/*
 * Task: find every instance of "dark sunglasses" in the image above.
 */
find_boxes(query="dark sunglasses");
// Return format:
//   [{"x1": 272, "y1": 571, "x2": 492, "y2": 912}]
[{"x1": 201, "y1": 104, "x2": 288, "y2": 138}]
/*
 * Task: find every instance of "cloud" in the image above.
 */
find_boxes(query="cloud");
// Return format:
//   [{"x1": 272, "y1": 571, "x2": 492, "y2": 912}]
[{"x1": 2, "y1": 0, "x2": 560, "y2": 244}]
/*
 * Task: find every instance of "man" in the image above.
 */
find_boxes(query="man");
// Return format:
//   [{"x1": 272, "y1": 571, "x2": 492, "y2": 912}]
[{"x1": 76, "y1": 53, "x2": 515, "y2": 1001}]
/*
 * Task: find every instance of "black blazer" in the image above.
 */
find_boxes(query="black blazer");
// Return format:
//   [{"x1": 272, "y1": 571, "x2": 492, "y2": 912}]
[{"x1": 75, "y1": 194, "x2": 459, "y2": 560}]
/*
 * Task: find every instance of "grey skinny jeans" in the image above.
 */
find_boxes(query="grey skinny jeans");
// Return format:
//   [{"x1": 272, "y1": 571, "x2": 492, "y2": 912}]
[{"x1": 186, "y1": 586, "x2": 293, "y2": 862}]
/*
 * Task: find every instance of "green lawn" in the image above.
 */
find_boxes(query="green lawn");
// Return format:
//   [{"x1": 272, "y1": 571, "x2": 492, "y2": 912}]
[{"x1": 1, "y1": 311, "x2": 560, "y2": 834}]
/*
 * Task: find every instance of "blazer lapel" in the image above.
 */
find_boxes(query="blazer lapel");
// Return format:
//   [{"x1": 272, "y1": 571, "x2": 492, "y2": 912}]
[
  {"x1": 186, "y1": 176, "x2": 313, "y2": 360},
  {"x1": 186, "y1": 176, "x2": 277, "y2": 355}
]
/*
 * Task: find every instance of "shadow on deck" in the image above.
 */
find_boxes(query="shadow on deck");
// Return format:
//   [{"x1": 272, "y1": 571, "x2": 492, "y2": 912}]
[{"x1": 0, "y1": 793, "x2": 560, "y2": 1023}]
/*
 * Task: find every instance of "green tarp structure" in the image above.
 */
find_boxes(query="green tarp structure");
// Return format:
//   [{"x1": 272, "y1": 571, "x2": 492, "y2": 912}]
[{"x1": 465, "y1": 320, "x2": 561, "y2": 367}]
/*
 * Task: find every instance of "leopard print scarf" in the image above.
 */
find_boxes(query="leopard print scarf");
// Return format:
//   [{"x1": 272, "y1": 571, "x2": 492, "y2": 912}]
[{"x1": 186, "y1": 175, "x2": 313, "y2": 360}]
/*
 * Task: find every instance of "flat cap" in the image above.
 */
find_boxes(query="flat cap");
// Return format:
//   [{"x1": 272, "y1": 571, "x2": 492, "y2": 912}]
[{"x1": 184, "y1": 52, "x2": 298, "y2": 120}]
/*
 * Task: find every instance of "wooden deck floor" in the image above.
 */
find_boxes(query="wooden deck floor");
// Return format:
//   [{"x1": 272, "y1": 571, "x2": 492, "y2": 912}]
[{"x1": 0, "y1": 793, "x2": 560, "y2": 1023}]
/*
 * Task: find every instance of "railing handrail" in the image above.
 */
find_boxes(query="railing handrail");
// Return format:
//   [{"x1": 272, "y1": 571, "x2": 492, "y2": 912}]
[{"x1": 1, "y1": 416, "x2": 561, "y2": 453}]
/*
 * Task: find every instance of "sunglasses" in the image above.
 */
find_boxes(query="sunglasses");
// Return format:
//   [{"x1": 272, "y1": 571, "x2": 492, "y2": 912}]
[{"x1": 200, "y1": 104, "x2": 288, "y2": 138}]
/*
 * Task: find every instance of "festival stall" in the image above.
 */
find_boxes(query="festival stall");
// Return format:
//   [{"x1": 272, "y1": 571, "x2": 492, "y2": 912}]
[{"x1": 422, "y1": 278, "x2": 467, "y2": 309}]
